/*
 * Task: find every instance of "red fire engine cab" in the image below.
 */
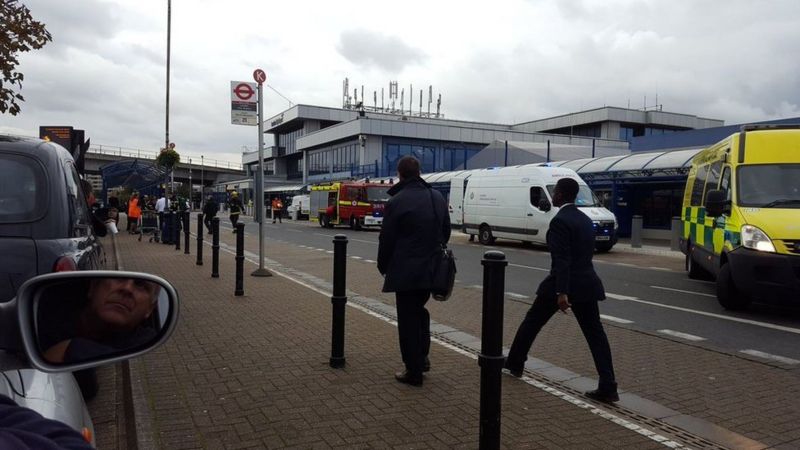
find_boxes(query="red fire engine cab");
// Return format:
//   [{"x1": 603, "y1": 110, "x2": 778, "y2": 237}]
[{"x1": 310, "y1": 181, "x2": 391, "y2": 229}]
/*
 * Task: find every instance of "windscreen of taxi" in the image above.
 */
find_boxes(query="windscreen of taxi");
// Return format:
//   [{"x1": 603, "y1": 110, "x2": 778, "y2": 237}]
[{"x1": 0, "y1": 153, "x2": 46, "y2": 223}]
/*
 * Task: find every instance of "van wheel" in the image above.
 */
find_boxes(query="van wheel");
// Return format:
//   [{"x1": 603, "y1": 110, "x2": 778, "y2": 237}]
[
  {"x1": 687, "y1": 244, "x2": 711, "y2": 280},
  {"x1": 717, "y1": 263, "x2": 751, "y2": 310},
  {"x1": 478, "y1": 225, "x2": 495, "y2": 245}
]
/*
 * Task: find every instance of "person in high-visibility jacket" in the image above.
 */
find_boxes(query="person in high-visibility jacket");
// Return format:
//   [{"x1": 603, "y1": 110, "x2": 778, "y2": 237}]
[
  {"x1": 228, "y1": 191, "x2": 243, "y2": 233},
  {"x1": 271, "y1": 197, "x2": 283, "y2": 224},
  {"x1": 127, "y1": 193, "x2": 141, "y2": 234}
]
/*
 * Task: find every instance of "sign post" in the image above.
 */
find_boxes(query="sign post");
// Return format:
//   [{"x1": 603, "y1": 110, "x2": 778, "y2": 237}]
[{"x1": 251, "y1": 68, "x2": 271, "y2": 277}]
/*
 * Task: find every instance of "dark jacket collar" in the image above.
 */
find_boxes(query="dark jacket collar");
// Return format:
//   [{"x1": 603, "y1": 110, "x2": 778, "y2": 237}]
[{"x1": 387, "y1": 176, "x2": 430, "y2": 196}]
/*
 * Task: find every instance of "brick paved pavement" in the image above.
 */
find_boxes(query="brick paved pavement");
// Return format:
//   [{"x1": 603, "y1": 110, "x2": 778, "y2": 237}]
[
  {"x1": 204, "y1": 218, "x2": 799, "y2": 449},
  {"x1": 116, "y1": 231, "x2": 672, "y2": 449}
]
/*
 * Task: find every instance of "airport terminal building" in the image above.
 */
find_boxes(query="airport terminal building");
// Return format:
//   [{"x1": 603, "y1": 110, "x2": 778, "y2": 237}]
[{"x1": 236, "y1": 101, "x2": 796, "y2": 239}]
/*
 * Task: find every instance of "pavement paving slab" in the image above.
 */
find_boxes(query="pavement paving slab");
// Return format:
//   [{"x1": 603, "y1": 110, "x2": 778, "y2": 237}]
[
  {"x1": 241, "y1": 221, "x2": 797, "y2": 448},
  {"x1": 116, "y1": 231, "x2": 674, "y2": 449}
]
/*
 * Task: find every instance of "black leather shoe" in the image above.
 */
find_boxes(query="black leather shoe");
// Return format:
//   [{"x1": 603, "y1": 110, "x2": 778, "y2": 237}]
[
  {"x1": 395, "y1": 370, "x2": 423, "y2": 387},
  {"x1": 585, "y1": 389, "x2": 619, "y2": 403},
  {"x1": 423, "y1": 357, "x2": 430, "y2": 373},
  {"x1": 503, "y1": 362, "x2": 523, "y2": 378}
]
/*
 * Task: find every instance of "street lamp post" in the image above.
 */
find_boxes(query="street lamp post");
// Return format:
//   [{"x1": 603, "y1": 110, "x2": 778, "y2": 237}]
[
  {"x1": 165, "y1": 0, "x2": 172, "y2": 194},
  {"x1": 189, "y1": 158, "x2": 192, "y2": 210},
  {"x1": 200, "y1": 155, "x2": 204, "y2": 209}
]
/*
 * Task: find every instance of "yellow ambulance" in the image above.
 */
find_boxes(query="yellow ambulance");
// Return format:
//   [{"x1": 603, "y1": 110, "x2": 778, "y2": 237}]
[{"x1": 680, "y1": 124, "x2": 800, "y2": 309}]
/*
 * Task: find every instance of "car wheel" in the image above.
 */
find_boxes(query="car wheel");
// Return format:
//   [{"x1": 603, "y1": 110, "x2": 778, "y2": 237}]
[
  {"x1": 595, "y1": 242, "x2": 614, "y2": 253},
  {"x1": 478, "y1": 224, "x2": 495, "y2": 245},
  {"x1": 717, "y1": 262, "x2": 751, "y2": 310}
]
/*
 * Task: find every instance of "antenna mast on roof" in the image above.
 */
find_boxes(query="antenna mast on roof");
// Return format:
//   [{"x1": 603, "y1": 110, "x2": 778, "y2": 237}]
[
  {"x1": 342, "y1": 78, "x2": 350, "y2": 108},
  {"x1": 428, "y1": 85, "x2": 432, "y2": 116}
]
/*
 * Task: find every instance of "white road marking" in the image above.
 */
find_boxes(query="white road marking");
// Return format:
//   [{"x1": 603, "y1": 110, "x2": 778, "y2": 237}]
[
  {"x1": 647, "y1": 267, "x2": 673, "y2": 272},
  {"x1": 201, "y1": 237, "x2": 688, "y2": 449},
  {"x1": 506, "y1": 292, "x2": 530, "y2": 299},
  {"x1": 325, "y1": 250, "x2": 334, "y2": 254},
  {"x1": 351, "y1": 256, "x2": 362, "y2": 260},
  {"x1": 285, "y1": 228, "x2": 303, "y2": 233},
  {"x1": 363, "y1": 259, "x2": 376, "y2": 263},
  {"x1": 657, "y1": 329, "x2": 706, "y2": 342},
  {"x1": 468, "y1": 284, "x2": 483, "y2": 290},
  {"x1": 605, "y1": 292, "x2": 800, "y2": 335},
  {"x1": 740, "y1": 349, "x2": 800, "y2": 365},
  {"x1": 600, "y1": 314, "x2": 634, "y2": 324},
  {"x1": 316, "y1": 248, "x2": 326, "y2": 252},
  {"x1": 314, "y1": 233, "x2": 335, "y2": 237},
  {"x1": 349, "y1": 238, "x2": 378, "y2": 245},
  {"x1": 650, "y1": 285, "x2": 716, "y2": 298},
  {"x1": 509, "y1": 263, "x2": 549, "y2": 272}
]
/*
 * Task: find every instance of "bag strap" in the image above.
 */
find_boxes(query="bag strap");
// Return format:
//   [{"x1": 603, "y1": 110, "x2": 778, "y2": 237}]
[{"x1": 428, "y1": 188, "x2": 445, "y2": 248}]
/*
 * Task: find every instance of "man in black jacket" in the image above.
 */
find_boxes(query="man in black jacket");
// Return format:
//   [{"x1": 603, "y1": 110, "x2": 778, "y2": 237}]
[
  {"x1": 505, "y1": 177, "x2": 618, "y2": 403},
  {"x1": 378, "y1": 156, "x2": 450, "y2": 387},
  {"x1": 203, "y1": 195, "x2": 218, "y2": 234}
]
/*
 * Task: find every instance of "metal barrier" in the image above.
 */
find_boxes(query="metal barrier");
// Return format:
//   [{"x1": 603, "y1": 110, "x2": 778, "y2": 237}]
[
  {"x1": 183, "y1": 212, "x2": 190, "y2": 255},
  {"x1": 329, "y1": 234, "x2": 348, "y2": 368},
  {"x1": 630, "y1": 215, "x2": 643, "y2": 248},
  {"x1": 211, "y1": 217, "x2": 220, "y2": 278},
  {"x1": 196, "y1": 213, "x2": 204, "y2": 265},
  {"x1": 479, "y1": 251, "x2": 507, "y2": 450},
  {"x1": 671, "y1": 216, "x2": 682, "y2": 251},
  {"x1": 235, "y1": 223, "x2": 245, "y2": 296}
]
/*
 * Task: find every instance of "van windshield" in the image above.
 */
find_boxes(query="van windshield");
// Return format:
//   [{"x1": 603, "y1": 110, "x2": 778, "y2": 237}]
[
  {"x1": 737, "y1": 164, "x2": 800, "y2": 208},
  {"x1": 546, "y1": 184, "x2": 601, "y2": 207},
  {"x1": 366, "y1": 186, "x2": 391, "y2": 203}
]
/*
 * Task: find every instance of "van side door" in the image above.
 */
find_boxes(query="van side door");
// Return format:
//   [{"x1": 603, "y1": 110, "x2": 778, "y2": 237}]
[{"x1": 525, "y1": 186, "x2": 553, "y2": 243}]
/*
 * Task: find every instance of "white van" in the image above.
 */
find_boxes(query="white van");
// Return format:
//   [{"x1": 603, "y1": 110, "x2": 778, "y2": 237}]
[
  {"x1": 287, "y1": 194, "x2": 310, "y2": 219},
  {"x1": 455, "y1": 166, "x2": 618, "y2": 252}
]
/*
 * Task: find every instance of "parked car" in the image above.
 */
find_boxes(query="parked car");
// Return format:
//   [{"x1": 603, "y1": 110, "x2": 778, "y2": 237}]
[{"x1": 0, "y1": 135, "x2": 110, "y2": 443}]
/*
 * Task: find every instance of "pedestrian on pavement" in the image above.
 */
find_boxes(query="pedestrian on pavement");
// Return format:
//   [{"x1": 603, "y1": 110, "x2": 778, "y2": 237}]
[
  {"x1": 155, "y1": 192, "x2": 167, "y2": 228},
  {"x1": 377, "y1": 156, "x2": 450, "y2": 387},
  {"x1": 504, "y1": 177, "x2": 619, "y2": 403},
  {"x1": 203, "y1": 195, "x2": 218, "y2": 234},
  {"x1": 127, "y1": 193, "x2": 141, "y2": 234},
  {"x1": 228, "y1": 191, "x2": 243, "y2": 233},
  {"x1": 272, "y1": 197, "x2": 283, "y2": 223}
]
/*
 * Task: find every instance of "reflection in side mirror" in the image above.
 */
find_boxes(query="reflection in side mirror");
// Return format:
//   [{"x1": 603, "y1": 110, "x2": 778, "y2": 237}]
[
  {"x1": 16, "y1": 271, "x2": 179, "y2": 373},
  {"x1": 538, "y1": 198, "x2": 552, "y2": 212},
  {"x1": 704, "y1": 189, "x2": 728, "y2": 217}
]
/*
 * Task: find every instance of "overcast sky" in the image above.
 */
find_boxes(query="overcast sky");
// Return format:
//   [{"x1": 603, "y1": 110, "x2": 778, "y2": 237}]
[{"x1": 2, "y1": 0, "x2": 799, "y2": 164}]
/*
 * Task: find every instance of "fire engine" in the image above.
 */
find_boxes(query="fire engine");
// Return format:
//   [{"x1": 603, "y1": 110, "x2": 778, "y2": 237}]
[{"x1": 310, "y1": 181, "x2": 391, "y2": 229}]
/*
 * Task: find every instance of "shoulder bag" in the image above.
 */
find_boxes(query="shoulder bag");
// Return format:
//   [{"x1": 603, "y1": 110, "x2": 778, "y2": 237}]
[{"x1": 428, "y1": 189, "x2": 456, "y2": 301}]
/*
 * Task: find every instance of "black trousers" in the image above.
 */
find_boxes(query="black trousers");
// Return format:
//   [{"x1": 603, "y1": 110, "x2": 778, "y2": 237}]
[
  {"x1": 395, "y1": 290, "x2": 431, "y2": 374},
  {"x1": 230, "y1": 213, "x2": 239, "y2": 230},
  {"x1": 507, "y1": 296, "x2": 617, "y2": 391},
  {"x1": 204, "y1": 214, "x2": 214, "y2": 233}
]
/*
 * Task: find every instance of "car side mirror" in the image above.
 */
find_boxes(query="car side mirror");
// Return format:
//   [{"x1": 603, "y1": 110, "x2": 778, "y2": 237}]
[
  {"x1": 538, "y1": 199, "x2": 552, "y2": 212},
  {"x1": 14, "y1": 271, "x2": 179, "y2": 373},
  {"x1": 704, "y1": 190, "x2": 729, "y2": 217}
]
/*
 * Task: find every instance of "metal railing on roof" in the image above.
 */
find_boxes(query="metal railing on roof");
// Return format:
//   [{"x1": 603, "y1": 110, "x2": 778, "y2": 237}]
[{"x1": 87, "y1": 144, "x2": 243, "y2": 171}]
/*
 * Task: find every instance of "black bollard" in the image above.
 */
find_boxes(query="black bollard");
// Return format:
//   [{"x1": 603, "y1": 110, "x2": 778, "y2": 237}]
[
  {"x1": 211, "y1": 217, "x2": 220, "y2": 278},
  {"x1": 479, "y1": 251, "x2": 507, "y2": 450},
  {"x1": 329, "y1": 234, "x2": 348, "y2": 368},
  {"x1": 196, "y1": 213, "x2": 204, "y2": 265},
  {"x1": 234, "y1": 222, "x2": 245, "y2": 296},
  {"x1": 175, "y1": 211, "x2": 181, "y2": 251},
  {"x1": 183, "y1": 211, "x2": 190, "y2": 254}
]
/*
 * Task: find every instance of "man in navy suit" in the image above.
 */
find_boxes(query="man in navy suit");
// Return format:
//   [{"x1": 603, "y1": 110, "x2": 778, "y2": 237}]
[{"x1": 504, "y1": 177, "x2": 618, "y2": 403}]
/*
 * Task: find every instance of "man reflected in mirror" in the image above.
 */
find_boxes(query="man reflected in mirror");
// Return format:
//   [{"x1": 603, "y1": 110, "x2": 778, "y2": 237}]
[{"x1": 42, "y1": 278, "x2": 161, "y2": 365}]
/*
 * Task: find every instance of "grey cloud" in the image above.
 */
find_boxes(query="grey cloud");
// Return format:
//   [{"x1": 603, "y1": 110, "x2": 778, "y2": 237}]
[
  {"x1": 24, "y1": 0, "x2": 120, "y2": 55},
  {"x1": 337, "y1": 30, "x2": 426, "y2": 73}
]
